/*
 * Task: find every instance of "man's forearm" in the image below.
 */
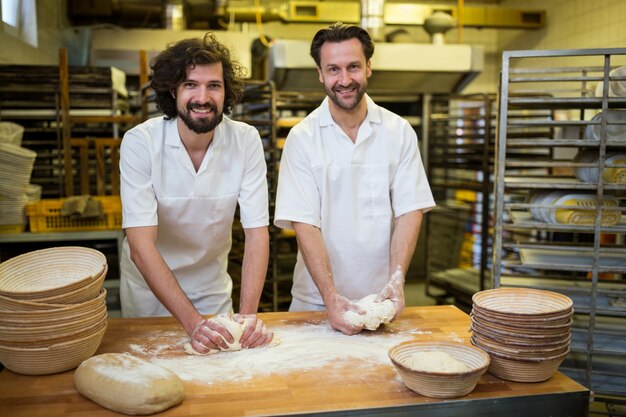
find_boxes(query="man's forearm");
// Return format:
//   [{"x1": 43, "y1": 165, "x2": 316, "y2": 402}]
[
  {"x1": 292, "y1": 222, "x2": 337, "y2": 304},
  {"x1": 239, "y1": 226, "x2": 270, "y2": 314},
  {"x1": 389, "y1": 210, "x2": 423, "y2": 275}
]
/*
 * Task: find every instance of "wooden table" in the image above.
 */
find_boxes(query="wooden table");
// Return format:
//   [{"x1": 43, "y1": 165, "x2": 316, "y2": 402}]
[{"x1": 0, "y1": 306, "x2": 589, "y2": 417}]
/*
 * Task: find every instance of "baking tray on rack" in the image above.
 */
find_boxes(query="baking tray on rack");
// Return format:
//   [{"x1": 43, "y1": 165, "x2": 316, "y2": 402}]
[{"x1": 519, "y1": 247, "x2": 626, "y2": 269}]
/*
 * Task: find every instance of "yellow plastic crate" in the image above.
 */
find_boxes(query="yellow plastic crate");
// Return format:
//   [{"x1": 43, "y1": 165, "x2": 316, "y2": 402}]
[
  {"x1": 0, "y1": 224, "x2": 26, "y2": 234},
  {"x1": 26, "y1": 196, "x2": 122, "y2": 233}
]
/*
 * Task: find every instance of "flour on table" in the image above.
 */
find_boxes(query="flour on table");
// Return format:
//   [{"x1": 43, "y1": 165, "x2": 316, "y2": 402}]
[
  {"x1": 184, "y1": 314, "x2": 280, "y2": 355},
  {"x1": 136, "y1": 322, "x2": 414, "y2": 385},
  {"x1": 343, "y1": 294, "x2": 396, "y2": 330},
  {"x1": 401, "y1": 351, "x2": 470, "y2": 373}
]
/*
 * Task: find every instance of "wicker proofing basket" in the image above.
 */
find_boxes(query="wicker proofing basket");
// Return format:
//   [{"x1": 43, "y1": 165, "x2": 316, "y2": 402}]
[
  {"x1": 0, "y1": 304, "x2": 107, "y2": 341},
  {"x1": 470, "y1": 320, "x2": 571, "y2": 344},
  {"x1": 388, "y1": 341, "x2": 490, "y2": 399},
  {"x1": 0, "y1": 247, "x2": 107, "y2": 298},
  {"x1": 471, "y1": 304, "x2": 573, "y2": 326},
  {"x1": 472, "y1": 288, "x2": 573, "y2": 317},
  {"x1": 24, "y1": 265, "x2": 107, "y2": 305},
  {"x1": 475, "y1": 342, "x2": 570, "y2": 383},
  {"x1": 0, "y1": 288, "x2": 107, "y2": 321},
  {"x1": 0, "y1": 287, "x2": 106, "y2": 313},
  {"x1": 470, "y1": 336, "x2": 569, "y2": 360},
  {"x1": 0, "y1": 122, "x2": 24, "y2": 146},
  {"x1": 470, "y1": 313, "x2": 573, "y2": 336},
  {"x1": 0, "y1": 319, "x2": 107, "y2": 375},
  {"x1": 471, "y1": 333, "x2": 570, "y2": 356},
  {"x1": 0, "y1": 310, "x2": 107, "y2": 348}
]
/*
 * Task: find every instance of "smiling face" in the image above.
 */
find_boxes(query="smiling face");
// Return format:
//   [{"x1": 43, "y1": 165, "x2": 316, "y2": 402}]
[
  {"x1": 176, "y1": 62, "x2": 225, "y2": 134},
  {"x1": 317, "y1": 38, "x2": 372, "y2": 112}
]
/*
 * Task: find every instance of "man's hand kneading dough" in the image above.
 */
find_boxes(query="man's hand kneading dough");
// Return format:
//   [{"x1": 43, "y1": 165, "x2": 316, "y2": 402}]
[
  {"x1": 189, "y1": 314, "x2": 273, "y2": 354},
  {"x1": 233, "y1": 314, "x2": 274, "y2": 348},
  {"x1": 375, "y1": 267, "x2": 405, "y2": 321}
]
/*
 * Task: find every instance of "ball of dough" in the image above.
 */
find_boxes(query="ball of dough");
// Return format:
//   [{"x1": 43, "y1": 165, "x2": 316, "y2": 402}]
[
  {"x1": 403, "y1": 351, "x2": 471, "y2": 373},
  {"x1": 184, "y1": 314, "x2": 280, "y2": 355},
  {"x1": 74, "y1": 353, "x2": 184, "y2": 415},
  {"x1": 343, "y1": 294, "x2": 396, "y2": 330}
]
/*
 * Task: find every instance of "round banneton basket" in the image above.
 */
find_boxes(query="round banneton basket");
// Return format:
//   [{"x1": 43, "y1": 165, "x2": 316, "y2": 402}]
[
  {"x1": 0, "y1": 304, "x2": 107, "y2": 342},
  {"x1": 388, "y1": 340, "x2": 490, "y2": 399},
  {"x1": 0, "y1": 311, "x2": 107, "y2": 349},
  {"x1": 471, "y1": 306, "x2": 573, "y2": 327},
  {"x1": 0, "y1": 288, "x2": 107, "y2": 321},
  {"x1": 470, "y1": 314, "x2": 572, "y2": 337},
  {"x1": 26, "y1": 265, "x2": 108, "y2": 305},
  {"x1": 471, "y1": 333, "x2": 570, "y2": 356},
  {"x1": 471, "y1": 335, "x2": 569, "y2": 360},
  {"x1": 470, "y1": 320, "x2": 571, "y2": 343},
  {"x1": 0, "y1": 319, "x2": 107, "y2": 375},
  {"x1": 0, "y1": 247, "x2": 107, "y2": 299},
  {"x1": 472, "y1": 288, "x2": 573, "y2": 317},
  {"x1": 0, "y1": 121, "x2": 24, "y2": 146},
  {"x1": 0, "y1": 287, "x2": 107, "y2": 313},
  {"x1": 474, "y1": 343, "x2": 570, "y2": 383}
]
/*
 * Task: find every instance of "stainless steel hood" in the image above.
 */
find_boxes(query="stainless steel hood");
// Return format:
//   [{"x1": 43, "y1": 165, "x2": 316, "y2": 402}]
[{"x1": 268, "y1": 39, "x2": 484, "y2": 94}]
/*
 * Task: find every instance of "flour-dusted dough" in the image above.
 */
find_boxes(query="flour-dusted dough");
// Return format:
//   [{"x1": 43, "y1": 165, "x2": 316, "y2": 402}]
[
  {"x1": 343, "y1": 294, "x2": 396, "y2": 330},
  {"x1": 402, "y1": 351, "x2": 471, "y2": 373},
  {"x1": 74, "y1": 353, "x2": 184, "y2": 415},
  {"x1": 184, "y1": 314, "x2": 280, "y2": 355}
]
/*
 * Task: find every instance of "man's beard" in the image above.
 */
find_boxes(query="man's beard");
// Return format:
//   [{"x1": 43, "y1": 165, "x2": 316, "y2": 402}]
[
  {"x1": 326, "y1": 81, "x2": 366, "y2": 111},
  {"x1": 178, "y1": 101, "x2": 223, "y2": 134}
]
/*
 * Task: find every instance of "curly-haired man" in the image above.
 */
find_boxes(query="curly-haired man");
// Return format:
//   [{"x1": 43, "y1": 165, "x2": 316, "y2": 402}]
[{"x1": 120, "y1": 33, "x2": 273, "y2": 353}]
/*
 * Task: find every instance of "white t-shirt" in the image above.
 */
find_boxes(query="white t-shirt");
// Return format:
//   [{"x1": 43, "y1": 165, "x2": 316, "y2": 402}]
[
  {"x1": 120, "y1": 116, "x2": 269, "y2": 316},
  {"x1": 274, "y1": 95, "x2": 435, "y2": 306}
]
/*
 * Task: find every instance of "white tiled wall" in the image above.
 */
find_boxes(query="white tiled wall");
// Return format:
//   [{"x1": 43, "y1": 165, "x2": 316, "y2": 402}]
[
  {"x1": 473, "y1": 0, "x2": 626, "y2": 92},
  {"x1": 452, "y1": 27, "x2": 501, "y2": 95},
  {"x1": 499, "y1": 0, "x2": 626, "y2": 51}
]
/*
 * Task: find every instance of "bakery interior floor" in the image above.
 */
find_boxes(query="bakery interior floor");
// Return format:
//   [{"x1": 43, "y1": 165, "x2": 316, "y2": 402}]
[{"x1": 404, "y1": 280, "x2": 438, "y2": 307}]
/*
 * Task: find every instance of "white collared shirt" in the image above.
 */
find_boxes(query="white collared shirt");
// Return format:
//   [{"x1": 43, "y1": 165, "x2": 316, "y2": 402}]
[
  {"x1": 120, "y1": 116, "x2": 268, "y2": 312},
  {"x1": 274, "y1": 94, "x2": 435, "y2": 305}
]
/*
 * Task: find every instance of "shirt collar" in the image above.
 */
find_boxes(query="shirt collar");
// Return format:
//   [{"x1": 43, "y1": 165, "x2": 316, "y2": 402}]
[
  {"x1": 318, "y1": 93, "x2": 382, "y2": 127},
  {"x1": 165, "y1": 115, "x2": 227, "y2": 150}
]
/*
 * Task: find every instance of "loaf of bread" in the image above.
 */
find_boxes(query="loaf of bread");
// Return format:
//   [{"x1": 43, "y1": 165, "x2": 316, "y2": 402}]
[{"x1": 74, "y1": 353, "x2": 184, "y2": 415}]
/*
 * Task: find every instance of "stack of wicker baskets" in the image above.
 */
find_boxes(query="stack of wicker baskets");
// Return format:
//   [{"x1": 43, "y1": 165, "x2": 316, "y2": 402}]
[
  {"x1": 0, "y1": 247, "x2": 108, "y2": 375},
  {"x1": 470, "y1": 287, "x2": 573, "y2": 383}
]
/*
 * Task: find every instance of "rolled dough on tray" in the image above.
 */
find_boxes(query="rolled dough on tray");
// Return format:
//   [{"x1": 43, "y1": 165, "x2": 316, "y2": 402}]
[{"x1": 74, "y1": 353, "x2": 184, "y2": 415}]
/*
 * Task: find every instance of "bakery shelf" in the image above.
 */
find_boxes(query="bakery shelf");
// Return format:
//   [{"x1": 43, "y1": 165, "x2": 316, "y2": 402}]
[
  {"x1": 230, "y1": 81, "x2": 281, "y2": 311},
  {"x1": 493, "y1": 47, "x2": 626, "y2": 396},
  {"x1": 426, "y1": 94, "x2": 496, "y2": 308}
]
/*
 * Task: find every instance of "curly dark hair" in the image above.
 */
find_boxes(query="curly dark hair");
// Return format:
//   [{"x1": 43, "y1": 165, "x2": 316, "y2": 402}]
[
  {"x1": 150, "y1": 32, "x2": 245, "y2": 119},
  {"x1": 310, "y1": 23, "x2": 375, "y2": 67}
]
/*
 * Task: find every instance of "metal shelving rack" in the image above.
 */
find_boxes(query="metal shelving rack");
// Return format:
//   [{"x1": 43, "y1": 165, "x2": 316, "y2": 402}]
[
  {"x1": 425, "y1": 93, "x2": 496, "y2": 310},
  {"x1": 494, "y1": 48, "x2": 626, "y2": 400},
  {"x1": 273, "y1": 90, "x2": 325, "y2": 311},
  {"x1": 0, "y1": 62, "x2": 134, "y2": 198},
  {"x1": 229, "y1": 80, "x2": 279, "y2": 312}
]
